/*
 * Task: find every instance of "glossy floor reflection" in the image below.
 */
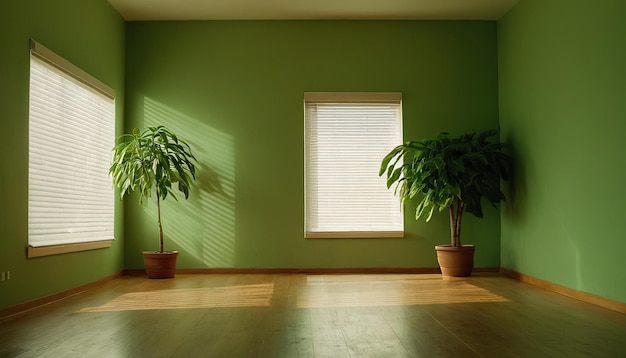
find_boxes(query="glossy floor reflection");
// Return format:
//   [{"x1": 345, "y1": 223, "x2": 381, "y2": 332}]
[{"x1": 1, "y1": 273, "x2": 625, "y2": 357}]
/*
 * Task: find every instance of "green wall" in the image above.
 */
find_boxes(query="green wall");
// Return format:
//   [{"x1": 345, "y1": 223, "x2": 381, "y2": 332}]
[
  {"x1": 498, "y1": 0, "x2": 626, "y2": 303},
  {"x1": 0, "y1": 0, "x2": 125, "y2": 310},
  {"x1": 124, "y1": 21, "x2": 501, "y2": 270}
]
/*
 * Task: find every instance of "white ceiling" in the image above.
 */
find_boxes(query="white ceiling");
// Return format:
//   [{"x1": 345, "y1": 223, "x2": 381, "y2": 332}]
[{"x1": 107, "y1": 0, "x2": 520, "y2": 21}]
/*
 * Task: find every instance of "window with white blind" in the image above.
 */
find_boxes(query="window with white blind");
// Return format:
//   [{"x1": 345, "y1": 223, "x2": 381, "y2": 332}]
[
  {"x1": 28, "y1": 39, "x2": 115, "y2": 257},
  {"x1": 304, "y1": 92, "x2": 404, "y2": 238}
]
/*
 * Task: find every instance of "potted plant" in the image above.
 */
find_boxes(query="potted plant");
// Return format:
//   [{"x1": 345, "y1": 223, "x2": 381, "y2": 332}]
[
  {"x1": 110, "y1": 126, "x2": 197, "y2": 279},
  {"x1": 379, "y1": 129, "x2": 509, "y2": 277}
]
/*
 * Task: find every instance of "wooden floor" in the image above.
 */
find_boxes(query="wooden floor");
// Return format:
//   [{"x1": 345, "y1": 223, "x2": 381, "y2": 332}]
[{"x1": 1, "y1": 273, "x2": 625, "y2": 358}]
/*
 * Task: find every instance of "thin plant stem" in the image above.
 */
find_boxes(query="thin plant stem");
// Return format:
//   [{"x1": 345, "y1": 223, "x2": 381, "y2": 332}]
[{"x1": 157, "y1": 194, "x2": 164, "y2": 253}]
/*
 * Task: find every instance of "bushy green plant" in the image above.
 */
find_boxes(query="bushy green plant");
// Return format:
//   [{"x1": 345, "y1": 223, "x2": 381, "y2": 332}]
[
  {"x1": 110, "y1": 126, "x2": 197, "y2": 252},
  {"x1": 379, "y1": 129, "x2": 509, "y2": 247}
]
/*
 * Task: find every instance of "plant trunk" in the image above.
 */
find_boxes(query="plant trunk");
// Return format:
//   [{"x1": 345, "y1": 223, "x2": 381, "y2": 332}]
[
  {"x1": 448, "y1": 206, "x2": 456, "y2": 246},
  {"x1": 448, "y1": 199, "x2": 464, "y2": 247},
  {"x1": 157, "y1": 194, "x2": 164, "y2": 253}
]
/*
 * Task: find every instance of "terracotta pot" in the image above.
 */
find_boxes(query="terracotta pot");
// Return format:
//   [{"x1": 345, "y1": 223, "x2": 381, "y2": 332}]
[
  {"x1": 142, "y1": 251, "x2": 179, "y2": 279},
  {"x1": 435, "y1": 244, "x2": 475, "y2": 277}
]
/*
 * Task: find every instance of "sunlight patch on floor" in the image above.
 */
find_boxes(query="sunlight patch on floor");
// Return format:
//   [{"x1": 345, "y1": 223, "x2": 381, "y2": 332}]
[
  {"x1": 77, "y1": 275, "x2": 508, "y2": 312},
  {"x1": 298, "y1": 275, "x2": 509, "y2": 308},
  {"x1": 78, "y1": 283, "x2": 274, "y2": 312}
]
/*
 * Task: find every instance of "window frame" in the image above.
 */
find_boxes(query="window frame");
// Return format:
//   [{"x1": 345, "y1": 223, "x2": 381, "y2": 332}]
[
  {"x1": 304, "y1": 92, "x2": 404, "y2": 239},
  {"x1": 27, "y1": 39, "x2": 116, "y2": 257}
]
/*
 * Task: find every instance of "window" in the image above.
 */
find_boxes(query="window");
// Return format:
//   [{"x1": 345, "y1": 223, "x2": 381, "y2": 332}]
[
  {"x1": 28, "y1": 39, "x2": 115, "y2": 257},
  {"x1": 304, "y1": 92, "x2": 403, "y2": 238}
]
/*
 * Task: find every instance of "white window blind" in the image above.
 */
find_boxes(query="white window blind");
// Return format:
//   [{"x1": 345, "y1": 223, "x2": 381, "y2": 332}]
[
  {"x1": 28, "y1": 39, "x2": 115, "y2": 249},
  {"x1": 304, "y1": 92, "x2": 404, "y2": 238}
]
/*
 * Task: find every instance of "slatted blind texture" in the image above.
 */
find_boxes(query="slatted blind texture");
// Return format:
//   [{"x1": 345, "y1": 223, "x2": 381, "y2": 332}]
[
  {"x1": 304, "y1": 93, "x2": 403, "y2": 238},
  {"x1": 28, "y1": 41, "x2": 115, "y2": 247}
]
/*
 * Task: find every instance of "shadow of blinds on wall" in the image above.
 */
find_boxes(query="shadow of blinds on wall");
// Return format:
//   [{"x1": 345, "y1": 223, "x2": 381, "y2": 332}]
[{"x1": 28, "y1": 39, "x2": 115, "y2": 257}]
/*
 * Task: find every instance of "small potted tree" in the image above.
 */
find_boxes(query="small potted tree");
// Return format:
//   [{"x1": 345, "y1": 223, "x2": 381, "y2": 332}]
[
  {"x1": 379, "y1": 129, "x2": 510, "y2": 276},
  {"x1": 110, "y1": 126, "x2": 197, "y2": 279}
]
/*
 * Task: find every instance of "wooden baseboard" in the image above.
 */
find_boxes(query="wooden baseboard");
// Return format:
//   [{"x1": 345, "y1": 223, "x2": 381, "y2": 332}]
[
  {"x1": 126, "y1": 267, "x2": 440, "y2": 275},
  {"x1": 125, "y1": 266, "x2": 500, "y2": 276},
  {"x1": 472, "y1": 267, "x2": 501, "y2": 273},
  {"x1": 0, "y1": 272, "x2": 123, "y2": 320},
  {"x1": 500, "y1": 268, "x2": 626, "y2": 314}
]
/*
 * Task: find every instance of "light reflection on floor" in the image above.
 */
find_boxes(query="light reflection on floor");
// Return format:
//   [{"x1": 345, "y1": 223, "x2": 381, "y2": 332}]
[
  {"x1": 298, "y1": 275, "x2": 509, "y2": 308},
  {"x1": 77, "y1": 275, "x2": 508, "y2": 313},
  {"x1": 78, "y1": 283, "x2": 275, "y2": 312}
]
